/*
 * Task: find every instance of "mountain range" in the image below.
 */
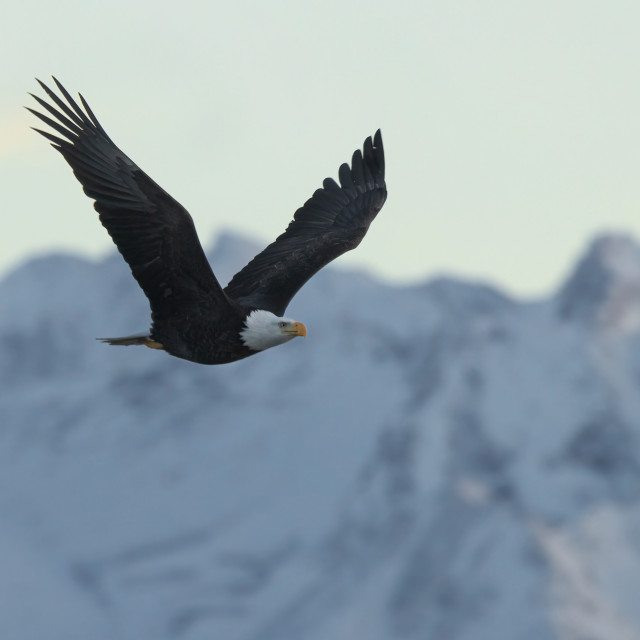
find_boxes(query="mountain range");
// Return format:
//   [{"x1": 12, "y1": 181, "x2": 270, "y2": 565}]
[{"x1": 2, "y1": 231, "x2": 640, "y2": 640}]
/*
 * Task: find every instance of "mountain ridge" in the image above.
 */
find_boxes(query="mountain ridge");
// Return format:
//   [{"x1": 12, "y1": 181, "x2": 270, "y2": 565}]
[{"x1": 2, "y1": 231, "x2": 640, "y2": 640}]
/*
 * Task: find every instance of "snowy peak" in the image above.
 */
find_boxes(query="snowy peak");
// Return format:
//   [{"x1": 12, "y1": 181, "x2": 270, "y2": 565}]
[
  {"x1": 3, "y1": 232, "x2": 640, "y2": 640},
  {"x1": 557, "y1": 234, "x2": 640, "y2": 331},
  {"x1": 417, "y1": 276, "x2": 513, "y2": 318},
  {"x1": 205, "y1": 229, "x2": 263, "y2": 286}
]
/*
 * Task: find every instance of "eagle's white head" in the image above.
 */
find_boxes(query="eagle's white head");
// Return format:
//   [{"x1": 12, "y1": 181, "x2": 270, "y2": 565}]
[{"x1": 240, "y1": 309, "x2": 307, "y2": 351}]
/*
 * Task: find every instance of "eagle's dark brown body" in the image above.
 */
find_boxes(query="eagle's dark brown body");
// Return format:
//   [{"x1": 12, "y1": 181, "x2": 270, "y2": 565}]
[
  {"x1": 152, "y1": 302, "x2": 255, "y2": 364},
  {"x1": 29, "y1": 78, "x2": 387, "y2": 364}
]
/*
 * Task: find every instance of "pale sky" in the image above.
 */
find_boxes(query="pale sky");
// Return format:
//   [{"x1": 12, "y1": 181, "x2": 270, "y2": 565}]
[{"x1": 2, "y1": 0, "x2": 640, "y2": 297}]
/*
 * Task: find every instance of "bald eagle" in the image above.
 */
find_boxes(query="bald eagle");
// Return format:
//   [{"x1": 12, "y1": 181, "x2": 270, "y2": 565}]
[{"x1": 28, "y1": 78, "x2": 387, "y2": 365}]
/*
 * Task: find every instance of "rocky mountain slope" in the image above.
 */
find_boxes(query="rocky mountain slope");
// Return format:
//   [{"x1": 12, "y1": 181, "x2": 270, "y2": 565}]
[{"x1": 2, "y1": 232, "x2": 640, "y2": 640}]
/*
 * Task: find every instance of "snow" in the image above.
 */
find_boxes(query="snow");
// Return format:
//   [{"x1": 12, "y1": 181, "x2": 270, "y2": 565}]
[
  {"x1": 0, "y1": 527, "x2": 114, "y2": 640},
  {"x1": 2, "y1": 231, "x2": 640, "y2": 639}
]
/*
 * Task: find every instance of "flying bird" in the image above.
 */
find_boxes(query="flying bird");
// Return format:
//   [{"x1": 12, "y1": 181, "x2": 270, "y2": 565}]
[{"x1": 28, "y1": 78, "x2": 387, "y2": 365}]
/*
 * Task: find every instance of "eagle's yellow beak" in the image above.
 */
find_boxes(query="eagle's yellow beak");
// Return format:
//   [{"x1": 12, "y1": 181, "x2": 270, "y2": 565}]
[{"x1": 292, "y1": 322, "x2": 307, "y2": 337}]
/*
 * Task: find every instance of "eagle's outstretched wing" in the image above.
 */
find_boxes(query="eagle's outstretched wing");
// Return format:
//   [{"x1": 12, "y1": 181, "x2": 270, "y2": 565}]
[
  {"x1": 224, "y1": 130, "x2": 387, "y2": 316},
  {"x1": 28, "y1": 78, "x2": 233, "y2": 328}
]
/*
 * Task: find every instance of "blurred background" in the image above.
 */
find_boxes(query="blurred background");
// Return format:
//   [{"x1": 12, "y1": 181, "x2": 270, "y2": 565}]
[
  {"x1": 2, "y1": 2, "x2": 640, "y2": 639},
  {"x1": 3, "y1": 0, "x2": 640, "y2": 296}
]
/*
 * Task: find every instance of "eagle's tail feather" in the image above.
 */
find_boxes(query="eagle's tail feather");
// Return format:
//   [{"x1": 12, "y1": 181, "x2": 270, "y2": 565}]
[{"x1": 97, "y1": 333, "x2": 164, "y2": 350}]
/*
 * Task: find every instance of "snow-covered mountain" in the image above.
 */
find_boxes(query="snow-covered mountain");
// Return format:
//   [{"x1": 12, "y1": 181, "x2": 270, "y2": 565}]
[{"x1": 2, "y1": 232, "x2": 640, "y2": 640}]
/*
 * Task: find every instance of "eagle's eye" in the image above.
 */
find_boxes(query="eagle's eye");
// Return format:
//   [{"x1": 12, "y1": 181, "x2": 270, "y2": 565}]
[{"x1": 278, "y1": 321, "x2": 287, "y2": 328}]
